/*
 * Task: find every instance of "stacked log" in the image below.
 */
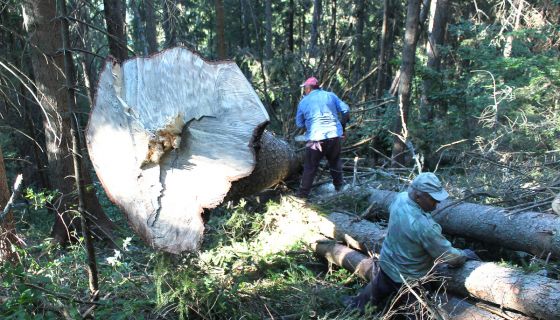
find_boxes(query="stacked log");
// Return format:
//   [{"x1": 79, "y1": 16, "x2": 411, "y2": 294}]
[
  {"x1": 284, "y1": 199, "x2": 560, "y2": 319},
  {"x1": 368, "y1": 189, "x2": 560, "y2": 259},
  {"x1": 312, "y1": 240, "x2": 531, "y2": 320}
]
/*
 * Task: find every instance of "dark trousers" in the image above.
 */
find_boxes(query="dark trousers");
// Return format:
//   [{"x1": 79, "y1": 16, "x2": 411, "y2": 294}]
[
  {"x1": 351, "y1": 266, "x2": 436, "y2": 318},
  {"x1": 352, "y1": 267, "x2": 402, "y2": 312},
  {"x1": 298, "y1": 137, "x2": 343, "y2": 197}
]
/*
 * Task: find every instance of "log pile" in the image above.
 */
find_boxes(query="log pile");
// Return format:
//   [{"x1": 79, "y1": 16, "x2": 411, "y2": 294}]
[{"x1": 283, "y1": 198, "x2": 560, "y2": 319}]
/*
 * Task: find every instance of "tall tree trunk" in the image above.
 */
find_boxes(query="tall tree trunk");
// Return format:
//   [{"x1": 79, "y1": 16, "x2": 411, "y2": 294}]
[
  {"x1": 421, "y1": 0, "x2": 448, "y2": 123},
  {"x1": 59, "y1": 0, "x2": 99, "y2": 297},
  {"x1": 103, "y1": 0, "x2": 128, "y2": 61},
  {"x1": 287, "y1": 0, "x2": 294, "y2": 52},
  {"x1": 328, "y1": 0, "x2": 336, "y2": 60},
  {"x1": 240, "y1": 0, "x2": 250, "y2": 49},
  {"x1": 215, "y1": 0, "x2": 226, "y2": 59},
  {"x1": 376, "y1": 0, "x2": 399, "y2": 99},
  {"x1": 162, "y1": 0, "x2": 178, "y2": 48},
  {"x1": 503, "y1": 0, "x2": 524, "y2": 58},
  {"x1": 353, "y1": 0, "x2": 365, "y2": 83},
  {"x1": 131, "y1": 0, "x2": 148, "y2": 55},
  {"x1": 22, "y1": 0, "x2": 113, "y2": 245},
  {"x1": 143, "y1": 0, "x2": 158, "y2": 54},
  {"x1": 309, "y1": 0, "x2": 321, "y2": 57},
  {"x1": 391, "y1": 0, "x2": 421, "y2": 166},
  {"x1": 264, "y1": 0, "x2": 272, "y2": 59}
]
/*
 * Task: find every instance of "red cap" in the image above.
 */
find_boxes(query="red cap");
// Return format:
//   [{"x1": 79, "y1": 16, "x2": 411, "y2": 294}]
[{"x1": 300, "y1": 77, "x2": 319, "y2": 87}]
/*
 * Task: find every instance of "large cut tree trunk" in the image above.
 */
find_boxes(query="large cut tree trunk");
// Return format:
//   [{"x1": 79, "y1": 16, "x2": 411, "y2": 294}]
[
  {"x1": 22, "y1": 0, "x2": 114, "y2": 245},
  {"x1": 312, "y1": 241, "x2": 531, "y2": 320},
  {"x1": 295, "y1": 203, "x2": 560, "y2": 319},
  {"x1": 87, "y1": 48, "x2": 304, "y2": 254},
  {"x1": 368, "y1": 189, "x2": 560, "y2": 259}
]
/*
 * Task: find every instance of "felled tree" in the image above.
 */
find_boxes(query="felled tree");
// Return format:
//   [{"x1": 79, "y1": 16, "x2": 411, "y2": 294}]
[{"x1": 86, "y1": 48, "x2": 302, "y2": 254}]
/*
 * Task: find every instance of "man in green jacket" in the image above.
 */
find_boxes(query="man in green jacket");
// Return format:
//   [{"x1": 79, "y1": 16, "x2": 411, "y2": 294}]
[{"x1": 347, "y1": 172, "x2": 480, "y2": 312}]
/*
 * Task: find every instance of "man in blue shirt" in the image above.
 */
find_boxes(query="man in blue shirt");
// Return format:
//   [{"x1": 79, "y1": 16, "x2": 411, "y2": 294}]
[{"x1": 295, "y1": 76, "x2": 350, "y2": 199}]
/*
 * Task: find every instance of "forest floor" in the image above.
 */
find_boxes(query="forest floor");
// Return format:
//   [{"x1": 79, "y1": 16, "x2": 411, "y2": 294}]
[{"x1": 1, "y1": 157, "x2": 559, "y2": 319}]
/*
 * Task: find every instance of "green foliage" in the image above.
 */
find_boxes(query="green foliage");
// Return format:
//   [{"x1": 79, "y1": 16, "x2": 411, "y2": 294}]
[{"x1": 153, "y1": 200, "x2": 361, "y2": 319}]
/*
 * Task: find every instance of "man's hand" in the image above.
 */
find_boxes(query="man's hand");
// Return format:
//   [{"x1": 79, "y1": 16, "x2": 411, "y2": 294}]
[{"x1": 463, "y1": 249, "x2": 482, "y2": 261}]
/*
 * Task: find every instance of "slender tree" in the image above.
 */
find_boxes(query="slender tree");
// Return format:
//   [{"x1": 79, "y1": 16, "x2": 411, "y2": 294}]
[
  {"x1": 59, "y1": 0, "x2": 99, "y2": 297},
  {"x1": 421, "y1": 0, "x2": 448, "y2": 122},
  {"x1": 144, "y1": 0, "x2": 158, "y2": 53},
  {"x1": 309, "y1": 0, "x2": 321, "y2": 56},
  {"x1": 287, "y1": 0, "x2": 294, "y2": 52},
  {"x1": 391, "y1": 0, "x2": 421, "y2": 166},
  {"x1": 103, "y1": 0, "x2": 128, "y2": 61},
  {"x1": 215, "y1": 0, "x2": 226, "y2": 58},
  {"x1": 264, "y1": 0, "x2": 272, "y2": 59}
]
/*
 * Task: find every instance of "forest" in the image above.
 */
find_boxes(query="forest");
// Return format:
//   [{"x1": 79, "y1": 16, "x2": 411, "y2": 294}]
[{"x1": 0, "y1": 0, "x2": 559, "y2": 319}]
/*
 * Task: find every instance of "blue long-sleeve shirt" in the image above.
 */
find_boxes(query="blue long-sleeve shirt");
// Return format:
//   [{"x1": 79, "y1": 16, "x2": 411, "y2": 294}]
[{"x1": 295, "y1": 89, "x2": 350, "y2": 141}]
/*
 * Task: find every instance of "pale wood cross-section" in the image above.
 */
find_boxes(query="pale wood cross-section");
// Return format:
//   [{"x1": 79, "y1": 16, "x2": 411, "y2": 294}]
[{"x1": 86, "y1": 48, "x2": 269, "y2": 253}]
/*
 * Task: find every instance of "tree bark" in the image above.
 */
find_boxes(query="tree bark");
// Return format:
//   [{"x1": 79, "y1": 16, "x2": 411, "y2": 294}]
[
  {"x1": 421, "y1": 0, "x2": 448, "y2": 123},
  {"x1": 264, "y1": 0, "x2": 272, "y2": 59},
  {"x1": 286, "y1": 0, "x2": 294, "y2": 52},
  {"x1": 309, "y1": 0, "x2": 321, "y2": 57},
  {"x1": 215, "y1": 0, "x2": 226, "y2": 59},
  {"x1": 143, "y1": 0, "x2": 158, "y2": 54},
  {"x1": 368, "y1": 189, "x2": 560, "y2": 259},
  {"x1": 375, "y1": 0, "x2": 390, "y2": 99},
  {"x1": 391, "y1": 0, "x2": 421, "y2": 166},
  {"x1": 353, "y1": 0, "x2": 366, "y2": 83},
  {"x1": 22, "y1": 0, "x2": 113, "y2": 245},
  {"x1": 86, "y1": 48, "x2": 272, "y2": 253},
  {"x1": 131, "y1": 0, "x2": 148, "y2": 55},
  {"x1": 103, "y1": 0, "x2": 128, "y2": 61}
]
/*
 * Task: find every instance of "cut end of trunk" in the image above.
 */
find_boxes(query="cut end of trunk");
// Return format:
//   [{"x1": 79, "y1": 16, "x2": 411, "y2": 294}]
[{"x1": 86, "y1": 47, "x2": 269, "y2": 253}]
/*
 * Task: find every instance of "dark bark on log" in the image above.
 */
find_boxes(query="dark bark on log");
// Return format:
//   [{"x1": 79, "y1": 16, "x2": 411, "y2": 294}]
[
  {"x1": 311, "y1": 240, "x2": 531, "y2": 320},
  {"x1": 87, "y1": 48, "x2": 272, "y2": 253},
  {"x1": 225, "y1": 131, "x2": 302, "y2": 202},
  {"x1": 368, "y1": 189, "x2": 560, "y2": 259}
]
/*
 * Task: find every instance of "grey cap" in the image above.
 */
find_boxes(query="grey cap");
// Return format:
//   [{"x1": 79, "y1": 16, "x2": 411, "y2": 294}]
[{"x1": 410, "y1": 172, "x2": 449, "y2": 201}]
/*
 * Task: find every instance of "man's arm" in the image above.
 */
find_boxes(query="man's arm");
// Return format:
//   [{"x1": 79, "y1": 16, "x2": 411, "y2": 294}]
[
  {"x1": 295, "y1": 103, "x2": 305, "y2": 128},
  {"x1": 416, "y1": 219, "x2": 467, "y2": 267},
  {"x1": 329, "y1": 93, "x2": 350, "y2": 132}
]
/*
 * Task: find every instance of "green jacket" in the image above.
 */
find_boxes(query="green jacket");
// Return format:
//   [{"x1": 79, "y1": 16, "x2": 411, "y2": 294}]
[{"x1": 379, "y1": 191, "x2": 466, "y2": 283}]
